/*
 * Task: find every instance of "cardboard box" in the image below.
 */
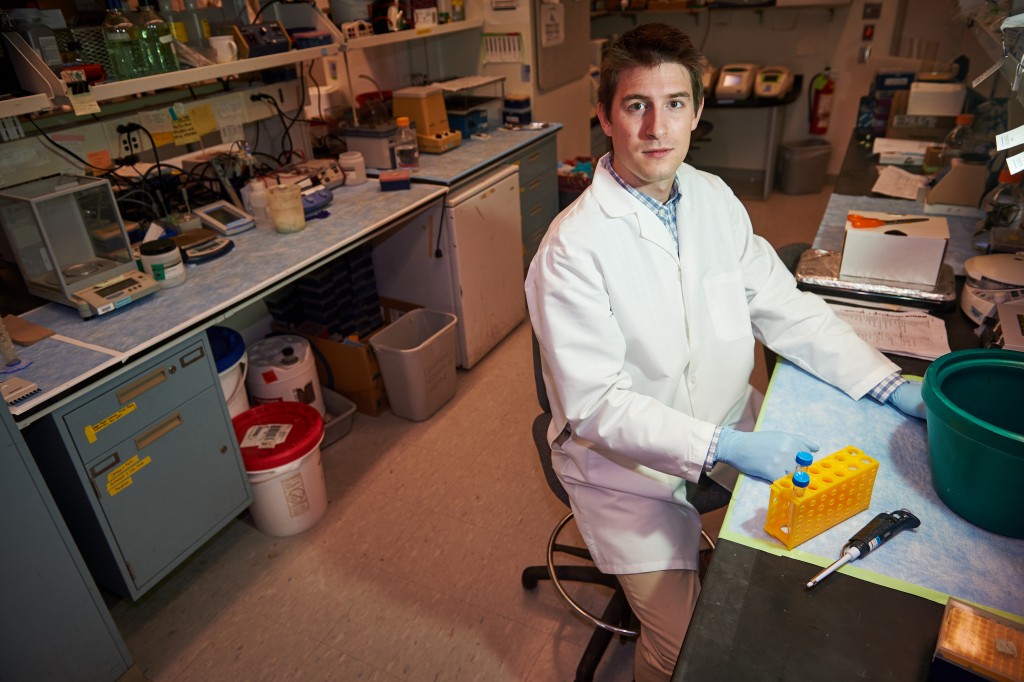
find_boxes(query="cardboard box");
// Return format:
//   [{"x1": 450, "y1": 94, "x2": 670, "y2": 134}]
[
  {"x1": 885, "y1": 90, "x2": 956, "y2": 141},
  {"x1": 840, "y1": 211, "x2": 949, "y2": 286},
  {"x1": 926, "y1": 160, "x2": 988, "y2": 210},
  {"x1": 906, "y1": 82, "x2": 966, "y2": 116}
]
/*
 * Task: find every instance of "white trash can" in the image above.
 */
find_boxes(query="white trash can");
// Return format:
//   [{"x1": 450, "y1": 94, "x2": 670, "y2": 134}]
[
  {"x1": 246, "y1": 335, "x2": 325, "y2": 416},
  {"x1": 233, "y1": 403, "x2": 328, "y2": 537},
  {"x1": 370, "y1": 309, "x2": 458, "y2": 421}
]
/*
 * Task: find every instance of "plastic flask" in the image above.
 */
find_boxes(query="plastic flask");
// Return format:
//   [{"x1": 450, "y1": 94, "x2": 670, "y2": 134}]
[
  {"x1": 248, "y1": 180, "x2": 273, "y2": 229},
  {"x1": 794, "y1": 451, "x2": 813, "y2": 474},
  {"x1": 939, "y1": 114, "x2": 978, "y2": 168},
  {"x1": 976, "y1": 168, "x2": 1024, "y2": 251},
  {"x1": 395, "y1": 116, "x2": 419, "y2": 171},
  {"x1": 792, "y1": 471, "x2": 810, "y2": 498},
  {"x1": 136, "y1": 0, "x2": 179, "y2": 74},
  {"x1": 102, "y1": 0, "x2": 142, "y2": 81},
  {"x1": 158, "y1": 0, "x2": 188, "y2": 44},
  {"x1": 181, "y1": 0, "x2": 209, "y2": 49}
]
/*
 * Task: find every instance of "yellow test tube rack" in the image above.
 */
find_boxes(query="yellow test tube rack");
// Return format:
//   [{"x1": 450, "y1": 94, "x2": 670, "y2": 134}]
[{"x1": 764, "y1": 446, "x2": 879, "y2": 550}]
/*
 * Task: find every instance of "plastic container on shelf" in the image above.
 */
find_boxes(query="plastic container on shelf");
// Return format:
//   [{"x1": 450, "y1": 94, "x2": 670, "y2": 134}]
[
  {"x1": 102, "y1": 0, "x2": 143, "y2": 81},
  {"x1": 136, "y1": 0, "x2": 179, "y2": 75},
  {"x1": 139, "y1": 238, "x2": 186, "y2": 288},
  {"x1": 233, "y1": 402, "x2": 328, "y2": 537},
  {"x1": 394, "y1": 116, "x2": 419, "y2": 171},
  {"x1": 10, "y1": 8, "x2": 63, "y2": 68},
  {"x1": 369, "y1": 309, "x2": 458, "y2": 421},
  {"x1": 247, "y1": 180, "x2": 273, "y2": 229}
]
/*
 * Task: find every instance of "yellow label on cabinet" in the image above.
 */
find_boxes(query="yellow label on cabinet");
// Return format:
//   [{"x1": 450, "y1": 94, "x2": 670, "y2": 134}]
[
  {"x1": 85, "y1": 402, "x2": 137, "y2": 444},
  {"x1": 106, "y1": 454, "x2": 152, "y2": 497}
]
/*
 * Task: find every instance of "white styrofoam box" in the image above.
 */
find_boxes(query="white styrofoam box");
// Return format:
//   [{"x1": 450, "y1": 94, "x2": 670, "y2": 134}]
[
  {"x1": 839, "y1": 211, "x2": 949, "y2": 286},
  {"x1": 906, "y1": 82, "x2": 966, "y2": 117}
]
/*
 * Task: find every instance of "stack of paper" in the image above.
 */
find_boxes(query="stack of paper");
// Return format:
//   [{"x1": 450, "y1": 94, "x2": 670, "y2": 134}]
[{"x1": 829, "y1": 304, "x2": 952, "y2": 360}]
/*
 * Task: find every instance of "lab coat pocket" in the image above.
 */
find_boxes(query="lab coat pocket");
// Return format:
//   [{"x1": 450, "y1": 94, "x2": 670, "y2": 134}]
[{"x1": 703, "y1": 271, "x2": 751, "y2": 342}]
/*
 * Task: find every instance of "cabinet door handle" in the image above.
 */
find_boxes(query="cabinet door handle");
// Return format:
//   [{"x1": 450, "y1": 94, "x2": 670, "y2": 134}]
[
  {"x1": 526, "y1": 151, "x2": 541, "y2": 163},
  {"x1": 117, "y1": 368, "x2": 167, "y2": 404},
  {"x1": 135, "y1": 413, "x2": 183, "y2": 451},
  {"x1": 529, "y1": 204, "x2": 545, "y2": 217},
  {"x1": 526, "y1": 178, "x2": 542, "y2": 191},
  {"x1": 89, "y1": 451, "x2": 122, "y2": 479},
  {"x1": 180, "y1": 346, "x2": 206, "y2": 368}
]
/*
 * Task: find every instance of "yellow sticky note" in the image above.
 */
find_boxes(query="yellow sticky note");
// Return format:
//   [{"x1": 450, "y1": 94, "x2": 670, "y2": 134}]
[
  {"x1": 172, "y1": 115, "x2": 201, "y2": 145},
  {"x1": 187, "y1": 105, "x2": 218, "y2": 136}
]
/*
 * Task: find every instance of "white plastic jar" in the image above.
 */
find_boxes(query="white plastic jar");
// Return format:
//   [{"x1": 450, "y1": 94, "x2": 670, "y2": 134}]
[{"x1": 139, "y1": 238, "x2": 187, "y2": 288}]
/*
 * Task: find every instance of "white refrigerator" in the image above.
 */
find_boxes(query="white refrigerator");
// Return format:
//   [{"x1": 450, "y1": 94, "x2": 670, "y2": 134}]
[{"x1": 372, "y1": 165, "x2": 526, "y2": 369}]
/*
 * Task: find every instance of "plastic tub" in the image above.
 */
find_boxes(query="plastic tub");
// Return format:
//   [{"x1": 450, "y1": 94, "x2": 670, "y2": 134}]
[
  {"x1": 233, "y1": 403, "x2": 328, "y2": 537},
  {"x1": 369, "y1": 309, "x2": 458, "y2": 421},
  {"x1": 207, "y1": 326, "x2": 250, "y2": 418},
  {"x1": 921, "y1": 349, "x2": 1024, "y2": 538},
  {"x1": 246, "y1": 335, "x2": 325, "y2": 416},
  {"x1": 322, "y1": 387, "x2": 357, "y2": 447}
]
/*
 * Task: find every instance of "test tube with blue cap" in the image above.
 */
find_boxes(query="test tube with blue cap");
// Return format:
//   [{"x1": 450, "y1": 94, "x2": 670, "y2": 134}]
[
  {"x1": 792, "y1": 471, "x2": 810, "y2": 497},
  {"x1": 795, "y1": 450, "x2": 813, "y2": 473}
]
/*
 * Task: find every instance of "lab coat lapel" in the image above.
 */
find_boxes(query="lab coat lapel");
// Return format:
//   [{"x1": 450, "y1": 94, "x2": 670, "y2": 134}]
[{"x1": 590, "y1": 164, "x2": 679, "y2": 259}]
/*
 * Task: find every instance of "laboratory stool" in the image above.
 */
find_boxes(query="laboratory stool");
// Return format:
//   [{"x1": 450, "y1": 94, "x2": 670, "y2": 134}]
[{"x1": 521, "y1": 336, "x2": 728, "y2": 682}]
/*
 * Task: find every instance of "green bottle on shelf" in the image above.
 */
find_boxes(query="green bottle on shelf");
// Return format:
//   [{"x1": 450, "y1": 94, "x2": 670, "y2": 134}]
[
  {"x1": 102, "y1": 0, "x2": 143, "y2": 81},
  {"x1": 137, "y1": 0, "x2": 179, "y2": 75}
]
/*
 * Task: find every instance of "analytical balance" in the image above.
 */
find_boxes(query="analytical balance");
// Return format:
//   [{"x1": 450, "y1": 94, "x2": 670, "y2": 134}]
[
  {"x1": 715, "y1": 63, "x2": 759, "y2": 100},
  {"x1": 0, "y1": 175, "x2": 159, "y2": 318}
]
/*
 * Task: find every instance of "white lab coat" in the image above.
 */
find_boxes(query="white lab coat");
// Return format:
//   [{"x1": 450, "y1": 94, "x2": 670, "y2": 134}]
[{"x1": 524, "y1": 158, "x2": 898, "y2": 574}]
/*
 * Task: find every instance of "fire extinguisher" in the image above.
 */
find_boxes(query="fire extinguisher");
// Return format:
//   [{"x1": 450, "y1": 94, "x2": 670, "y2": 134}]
[{"x1": 809, "y1": 67, "x2": 835, "y2": 135}]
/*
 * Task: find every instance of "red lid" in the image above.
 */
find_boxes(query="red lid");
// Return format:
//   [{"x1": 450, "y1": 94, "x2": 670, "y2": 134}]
[
  {"x1": 232, "y1": 402, "x2": 324, "y2": 472},
  {"x1": 955, "y1": 113, "x2": 974, "y2": 125},
  {"x1": 999, "y1": 168, "x2": 1023, "y2": 184}
]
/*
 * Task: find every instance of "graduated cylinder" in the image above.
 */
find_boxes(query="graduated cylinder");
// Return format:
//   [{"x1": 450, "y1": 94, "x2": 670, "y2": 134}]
[{"x1": 764, "y1": 446, "x2": 879, "y2": 550}]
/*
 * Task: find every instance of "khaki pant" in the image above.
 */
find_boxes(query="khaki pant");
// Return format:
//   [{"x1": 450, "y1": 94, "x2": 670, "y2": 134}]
[{"x1": 617, "y1": 569, "x2": 700, "y2": 682}]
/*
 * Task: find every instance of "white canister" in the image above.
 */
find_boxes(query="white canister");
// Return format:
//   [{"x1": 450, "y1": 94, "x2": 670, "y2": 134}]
[
  {"x1": 338, "y1": 151, "x2": 367, "y2": 186},
  {"x1": 245, "y1": 335, "x2": 325, "y2": 416},
  {"x1": 139, "y1": 239, "x2": 187, "y2": 288}
]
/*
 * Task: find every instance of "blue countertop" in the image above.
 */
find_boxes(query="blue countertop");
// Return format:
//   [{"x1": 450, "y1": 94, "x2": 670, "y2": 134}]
[
  {"x1": 721, "y1": 361, "x2": 1024, "y2": 619},
  {"x1": 368, "y1": 124, "x2": 562, "y2": 186},
  {"x1": 9, "y1": 180, "x2": 447, "y2": 421}
]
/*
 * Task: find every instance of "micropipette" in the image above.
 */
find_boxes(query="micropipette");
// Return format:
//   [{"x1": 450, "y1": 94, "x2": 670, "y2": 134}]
[{"x1": 805, "y1": 508, "x2": 920, "y2": 590}]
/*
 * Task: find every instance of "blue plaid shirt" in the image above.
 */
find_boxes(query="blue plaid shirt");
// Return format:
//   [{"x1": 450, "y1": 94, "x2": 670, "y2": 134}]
[{"x1": 602, "y1": 155, "x2": 681, "y2": 250}]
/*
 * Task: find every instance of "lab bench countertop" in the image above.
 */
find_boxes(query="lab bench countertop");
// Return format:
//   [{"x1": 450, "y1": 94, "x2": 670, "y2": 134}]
[
  {"x1": 9, "y1": 180, "x2": 448, "y2": 423},
  {"x1": 368, "y1": 124, "x2": 562, "y2": 187}
]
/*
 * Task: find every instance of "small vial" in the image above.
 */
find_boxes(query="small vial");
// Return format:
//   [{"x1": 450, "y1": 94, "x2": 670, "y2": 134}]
[
  {"x1": 792, "y1": 471, "x2": 810, "y2": 498},
  {"x1": 795, "y1": 450, "x2": 813, "y2": 473}
]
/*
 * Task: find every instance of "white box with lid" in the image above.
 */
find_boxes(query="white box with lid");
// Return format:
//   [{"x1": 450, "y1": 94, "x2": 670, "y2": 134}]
[{"x1": 839, "y1": 211, "x2": 949, "y2": 286}]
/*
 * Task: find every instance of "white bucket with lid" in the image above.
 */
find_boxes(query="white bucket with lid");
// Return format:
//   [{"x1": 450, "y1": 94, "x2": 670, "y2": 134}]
[
  {"x1": 246, "y1": 335, "x2": 325, "y2": 416},
  {"x1": 207, "y1": 326, "x2": 250, "y2": 418},
  {"x1": 233, "y1": 403, "x2": 328, "y2": 537}
]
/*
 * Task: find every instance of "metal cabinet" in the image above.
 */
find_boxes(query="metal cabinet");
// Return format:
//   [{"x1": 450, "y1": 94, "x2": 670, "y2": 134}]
[
  {"x1": 1, "y1": 404, "x2": 132, "y2": 679},
  {"x1": 506, "y1": 135, "x2": 559, "y2": 268},
  {"x1": 25, "y1": 334, "x2": 252, "y2": 600}
]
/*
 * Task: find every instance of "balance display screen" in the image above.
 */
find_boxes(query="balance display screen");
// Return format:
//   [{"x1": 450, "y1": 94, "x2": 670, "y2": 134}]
[
  {"x1": 95, "y1": 278, "x2": 134, "y2": 298},
  {"x1": 722, "y1": 74, "x2": 742, "y2": 87},
  {"x1": 206, "y1": 207, "x2": 241, "y2": 224},
  {"x1": 762, "y1": 74, "x2": 778, "y2": 83}
]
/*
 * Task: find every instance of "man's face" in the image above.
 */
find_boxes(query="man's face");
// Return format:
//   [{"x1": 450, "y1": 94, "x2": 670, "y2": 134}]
[{"x1": 598, "y1": 62, "x2": 703, "y2": 201}]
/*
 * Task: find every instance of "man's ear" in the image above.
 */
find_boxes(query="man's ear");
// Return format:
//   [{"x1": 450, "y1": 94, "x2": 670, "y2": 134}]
[
  {"x1": 598, "y1": 105, "x2": 613, "y2": 137},
  {"x1": 691, "y1": 100, "x2": 704, "y2": 131}
]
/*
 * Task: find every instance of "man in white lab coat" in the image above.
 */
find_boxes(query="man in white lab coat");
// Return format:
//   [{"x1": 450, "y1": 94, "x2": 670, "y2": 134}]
[{"x1": 524, "y1": 23, "x2": 927, "y2": 682}]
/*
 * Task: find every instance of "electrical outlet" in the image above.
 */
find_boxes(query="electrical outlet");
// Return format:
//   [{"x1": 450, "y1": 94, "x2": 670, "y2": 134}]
[{"x1": 109, "y1": 122, "x2": 150, "y2": 156}]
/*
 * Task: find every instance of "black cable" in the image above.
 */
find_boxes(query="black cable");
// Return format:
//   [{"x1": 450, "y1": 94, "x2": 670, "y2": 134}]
[
  {"x1": 28, "y1": 119, "x2": 125, "y2": 172},
  {"x1": 307, "y1": 61, "x2": 324, "y2": 121}
]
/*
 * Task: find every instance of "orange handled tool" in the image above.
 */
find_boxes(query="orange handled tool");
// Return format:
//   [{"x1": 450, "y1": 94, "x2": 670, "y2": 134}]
[{"x1": 848, "y1": 214, "x2": 930, "y2": 229}]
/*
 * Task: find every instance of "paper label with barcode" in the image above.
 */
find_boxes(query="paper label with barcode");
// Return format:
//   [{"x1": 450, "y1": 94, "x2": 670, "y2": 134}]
[
  {"x1": 1008, "y1": 150, "x2": 1024, "y2": 175},
  {"x1": 242, "y1": 423, "x2": 292, "y2": 449}
]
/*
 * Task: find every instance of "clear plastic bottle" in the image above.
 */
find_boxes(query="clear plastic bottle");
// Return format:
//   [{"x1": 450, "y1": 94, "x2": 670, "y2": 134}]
[
  {"x1": 103, "y1": 0, "x2": 142, "y2": 81},
  {"x1": 136, "y1": 0, "x2": 179, "y2": 75},
  {"x1": 248, "y1": 180, "x2": 273, "y2": 229},
  {"x1": 792, "y1": 471, "x2": 810, "y2": 498},
  {"x1": 158, "y1": 0, "x2": 188, "y2": 44},
  {"x1": 975, "y1": 168, "x2": 1024, "y2": 251},
  {"x1": 939, "y1": 114, "x2": 977, "y2": 169},
  {"x1": 181, "y1": 0, "x2": 209, "y2": 49},
  {"x1": 394, "y1": 116, "x2": 419, "y2": 171},
  {"x1": 794, "y1": 451, "x2": 813, "y2": 474}
]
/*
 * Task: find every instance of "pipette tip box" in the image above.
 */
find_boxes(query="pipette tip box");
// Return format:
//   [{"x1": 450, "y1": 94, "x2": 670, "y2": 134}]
[{"x1": 930, "y1": 598, "x2": 1024, "y2": 682}]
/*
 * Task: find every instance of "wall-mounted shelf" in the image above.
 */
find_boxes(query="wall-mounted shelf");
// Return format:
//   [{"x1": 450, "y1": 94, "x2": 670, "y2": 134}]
[
  {"x1": 0, "y1": 44, "x2": 338, "y2": 120},
  {"x1": 342, "y1": 19, "x2": 483, "y2": 50}
]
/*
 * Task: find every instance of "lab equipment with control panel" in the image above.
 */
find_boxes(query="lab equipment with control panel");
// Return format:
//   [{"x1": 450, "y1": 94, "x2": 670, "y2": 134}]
[
  {"x1": 715, "y1": 63, "x2": 759, "y2": 100},
  {"x1": 0, "y1": 175, "x2": 159, "y2": 319}
]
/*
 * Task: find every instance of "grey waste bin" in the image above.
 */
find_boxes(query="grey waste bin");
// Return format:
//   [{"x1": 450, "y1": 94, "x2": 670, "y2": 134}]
[{"x1": 778, "y1": 139, "x2": 831, "y2": 195}]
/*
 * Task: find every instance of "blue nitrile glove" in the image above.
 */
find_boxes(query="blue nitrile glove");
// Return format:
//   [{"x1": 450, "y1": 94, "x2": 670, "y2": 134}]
[
  {"x1": 887, "y1": 381, "x2": 927, "y2": 420},
  {"x1": 715, "y1": 428, "x2": 820, "y2": 482}
]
